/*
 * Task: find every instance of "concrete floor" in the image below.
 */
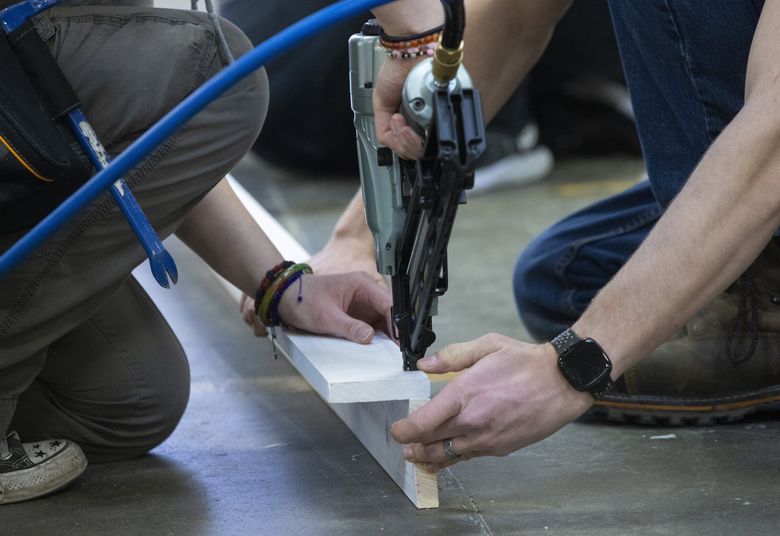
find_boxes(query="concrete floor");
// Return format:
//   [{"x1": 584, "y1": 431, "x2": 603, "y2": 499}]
[
  {"x1": 5, "y1": 152, "x2": 780, "y2": 535},
  {"x1": 4, "y1": 2, "x2": 780, "y2": 532}
]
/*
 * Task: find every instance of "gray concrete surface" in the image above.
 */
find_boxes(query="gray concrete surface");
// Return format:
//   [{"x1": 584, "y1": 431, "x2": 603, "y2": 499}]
[
  {"x1": 3, "y1": 153, "x2": 780, "y2": 534},
  {"x1": 8, "y1": 152, "x2": 779, "y2": 535}
]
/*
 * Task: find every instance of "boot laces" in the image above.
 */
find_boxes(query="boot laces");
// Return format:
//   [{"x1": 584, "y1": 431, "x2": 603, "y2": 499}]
[{"x1": 725, "y1": 273, "x2": 759, "y2": 364}]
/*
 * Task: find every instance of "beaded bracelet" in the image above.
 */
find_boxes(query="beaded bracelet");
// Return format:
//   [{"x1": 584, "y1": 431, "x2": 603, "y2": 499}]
[
  {"x1": 257, "y1": 263, "x2": 313, "y2": 327},
  {"x1": 379, "y1": 25, "x2": 442, "y2": 60},
  {"x1": 254, "y1": 260, "x2": 294, "y2": 315},
  {"x1": 380, "y1": 33, "x2": 441, "y2": 50},
  {"x1": 268, "y1": 270, "x2": 308, "y2": 327},
  {"x1": 379, "y1": 24, "x2": 443, "y2": 45},
  {"x1": 384, "y1": 43, "x2": 437, "y2": 60}
]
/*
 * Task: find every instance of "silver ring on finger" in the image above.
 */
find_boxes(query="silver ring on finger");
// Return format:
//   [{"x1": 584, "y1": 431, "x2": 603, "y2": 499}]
[{"x1": 443, "y1": 438, "x2": 461, "y2": 461}]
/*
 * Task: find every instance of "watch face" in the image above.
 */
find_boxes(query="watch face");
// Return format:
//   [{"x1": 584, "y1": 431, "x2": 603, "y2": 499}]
[{"x1": 558, "y1": 338, "x2": 612, "y2": 391}]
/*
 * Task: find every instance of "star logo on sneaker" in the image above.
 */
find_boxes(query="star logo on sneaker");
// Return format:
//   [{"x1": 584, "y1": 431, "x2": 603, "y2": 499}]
[{"x1": 0, "y1": 432, "x2": 87, "y2": 504}]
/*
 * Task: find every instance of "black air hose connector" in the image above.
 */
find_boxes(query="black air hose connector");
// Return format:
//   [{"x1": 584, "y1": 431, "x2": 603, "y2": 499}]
[{"x1": 440, "y1": 0, "x2": 465, "y2": 49}]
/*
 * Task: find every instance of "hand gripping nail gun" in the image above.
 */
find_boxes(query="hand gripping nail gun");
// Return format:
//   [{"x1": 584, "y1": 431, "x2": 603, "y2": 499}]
[{"x1": 349, "y1": 3, "x2": 486, "y2": 371}]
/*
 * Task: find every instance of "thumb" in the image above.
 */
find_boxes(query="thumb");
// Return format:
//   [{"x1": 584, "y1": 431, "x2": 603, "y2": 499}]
[
  {"x1": 240, "y1": 294, "x2": 268, "y2": 337},
  {"x1": 375, "y1": 108, "x2": 395, "y2": 149},
  {"x1": 327, "y1": 311, "x2": 376, "y2": 344},
  {"x1": 417, "y1": 334, "x2": 506, "y2": 373}
]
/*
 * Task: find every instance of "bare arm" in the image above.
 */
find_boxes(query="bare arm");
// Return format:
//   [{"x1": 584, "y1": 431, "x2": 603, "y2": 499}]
[
  {"x1": 462, "y1": 0, "x2": 573, "y2": 121},
  {"x1": 575, "y1": 2, "x2": 780, "y2": 376},
  {"x1": 315, "y1": 0, "x2": 571, "y2": 278},
  {"x1": 374, "y1": 0, "x2": 572, "y2": 156},
  {"x1": 309, "y1": 190, "x2": 386, "y2": 286},
  {"x1": 176, "y1": 178, "x2": 282, "y2": 296},
  {"x1": 176, "y1": 178, "x2": 393, "y2": 344},
  {"x1": 372, "y1": 0, "x2": 443, "y2": 35},
  {"x1": 373, "y1": 0, "x2": 572, "y2": 119},
  {"x1": 392, "y1": 2, "x2": 780, "y2": 470}
]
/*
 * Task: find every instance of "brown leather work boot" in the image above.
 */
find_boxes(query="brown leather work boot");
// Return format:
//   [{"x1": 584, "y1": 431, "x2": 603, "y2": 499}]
[{"x1": 591, "y1": 239, "x2": 780, "y2": 425}]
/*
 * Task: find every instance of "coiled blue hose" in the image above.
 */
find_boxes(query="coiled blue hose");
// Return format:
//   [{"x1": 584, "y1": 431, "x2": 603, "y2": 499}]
[{"x1": 0, "y1": 0, "x2": 394, "y2": 277}]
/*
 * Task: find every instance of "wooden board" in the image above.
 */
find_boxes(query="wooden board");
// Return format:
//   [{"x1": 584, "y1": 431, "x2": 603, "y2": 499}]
[
  {"x1": 212, "y1": 176, "x2": 438, "y2": 508},
  {"x1": 225, "y1": 176, "x2": 429, "y2": 404},
  {"x1": 273, "y1": 332, "x2": 429, "y2": 403},
  {"x1": 331, "y1": 399, "x2": 438, "y2": 509}
]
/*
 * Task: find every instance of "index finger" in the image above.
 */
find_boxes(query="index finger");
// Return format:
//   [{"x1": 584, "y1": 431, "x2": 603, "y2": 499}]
[
  {"x1": 357, "y1": 273, "x2": 393, "y2": 314},
  {"x1": 391, "y1": 385, "x2": 462, "y2": 444},
  {"x1": 352, "y1": 274, "x2": 394, "y2": 337}
]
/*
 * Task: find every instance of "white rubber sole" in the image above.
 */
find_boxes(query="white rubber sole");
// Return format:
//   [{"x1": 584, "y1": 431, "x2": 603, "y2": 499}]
[
  {"x1": 472, "y1": 146, "x2": 554, "y2": 195},
  {"x1": 0, "y1": 442, "x2": 88, "y2": 505}
]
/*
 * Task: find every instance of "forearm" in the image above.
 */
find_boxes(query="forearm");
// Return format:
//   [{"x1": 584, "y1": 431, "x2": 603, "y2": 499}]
[
  {"x1": 574, "y1": 101, "x2": 780, "y2": 377},
  {"x1": 461, "y1": 0, "x2": 571, "y2": 121},
  {"x1": 376, "y1": 0, "x2": 571, "y2": 121},
  {"x1": 373, "y1": 0, "x2": 443, "y2": 35},
  {"x1": 348, "y1": 0, "x2": 571, "y2": 250},
  {"x1": 175, "y1": 178, "x2": 283, "y2": 296},
  {"x1": 326, "y1": 190, "x2": 376, "y2": 256},
  {"x1": 575, "y1": 1, "x2": 780, "y2": 376}
]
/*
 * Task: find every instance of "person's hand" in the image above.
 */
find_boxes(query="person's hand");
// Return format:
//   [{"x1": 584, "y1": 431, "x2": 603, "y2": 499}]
[
  {"x1": 240, "y1": 293, "x2": 267, "y2": 337},
  {"x1": 240, "y1": 272, "x2": 391, "y2": 342},
  {"x1": 278, "y1": 272, "x2": 393, "y2": 344},
  {"x1": 373, "y1": 58, "x2": 426, "y2": 160},
  {"x1": 309, "y1": 235, "x2": 386, "y2": 289},
  {"x1": 391, "y1": 334, "x2": 594, "y2": 473}
]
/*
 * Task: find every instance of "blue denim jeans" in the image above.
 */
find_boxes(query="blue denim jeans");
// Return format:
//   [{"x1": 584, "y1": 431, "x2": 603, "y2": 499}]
[{"x1": 514, "y1": 0, "x2": 766, "y2": 341}]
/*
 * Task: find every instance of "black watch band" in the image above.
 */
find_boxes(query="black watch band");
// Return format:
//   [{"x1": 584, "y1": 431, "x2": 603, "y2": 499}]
[
  {"x1": 586, "y1": 377, "x2": 615, "y2": 400},
  {"x1": 550, "y1": 328, "x2": 581, "y2": 356},
  {"x1": 551, "y1": 328, "x2": 614, "y2": 399}
]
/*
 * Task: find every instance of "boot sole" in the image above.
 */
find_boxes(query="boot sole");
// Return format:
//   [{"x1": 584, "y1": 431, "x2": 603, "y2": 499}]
[
  {"x1": 590, "y1": 387, "x2": 780, "y2": 426},
  {"x1": 0, "y1": 442, "x2": 88, "y2": 504}
]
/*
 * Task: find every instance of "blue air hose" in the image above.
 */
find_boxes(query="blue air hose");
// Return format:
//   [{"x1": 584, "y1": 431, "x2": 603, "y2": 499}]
[{"x1": 0, "y1": 0, "x2": 395, "y2": 277}]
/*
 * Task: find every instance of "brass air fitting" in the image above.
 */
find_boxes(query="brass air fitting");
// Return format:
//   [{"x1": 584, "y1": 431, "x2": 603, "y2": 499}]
[{"x1": 432, "y1": 40, "x2": 464, "y2": 84}]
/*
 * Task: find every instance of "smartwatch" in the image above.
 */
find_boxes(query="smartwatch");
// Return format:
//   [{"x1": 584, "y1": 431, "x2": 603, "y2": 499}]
[{"x1": 550, "y1": 328, "x2": 614, "y2": 399}]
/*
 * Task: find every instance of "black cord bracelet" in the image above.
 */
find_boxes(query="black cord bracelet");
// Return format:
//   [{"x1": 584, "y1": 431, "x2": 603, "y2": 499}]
[{"x1": 378, "y1": 24, "x2": 443, "y2": 43}]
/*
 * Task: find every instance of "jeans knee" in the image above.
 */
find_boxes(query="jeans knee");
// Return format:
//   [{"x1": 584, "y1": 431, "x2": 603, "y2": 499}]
[
  {"x1": 513, "y1": 232, "x2": 577, "y2": 341},
  {"x1": 514, "y1": 242, "x2": 555, "y2": 341},
  {"x1": 513, "y1": 247, "x2": 535, "y2": 319}
]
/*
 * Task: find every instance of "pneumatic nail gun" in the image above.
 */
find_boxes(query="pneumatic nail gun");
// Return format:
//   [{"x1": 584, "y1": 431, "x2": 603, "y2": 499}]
[{"x1": 349, "y1": 2, "x2": 486, "y2": 371}]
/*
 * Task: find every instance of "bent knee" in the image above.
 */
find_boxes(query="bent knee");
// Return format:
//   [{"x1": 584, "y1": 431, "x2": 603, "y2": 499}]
[
  {"x1": 84, "y1": 354, "x2": 191, "y2": 463},
  {"x1": 513, "y1": 236, "x2": 572, "y2": 342},
  {"x1": 80, "y1": 279, "x2": 192, "y2": 462}
]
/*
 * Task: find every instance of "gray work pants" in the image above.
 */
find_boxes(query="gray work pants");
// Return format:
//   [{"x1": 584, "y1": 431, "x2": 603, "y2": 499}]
[{"x1": 0, "y1": 2, "x2": 268, "y2": 461}]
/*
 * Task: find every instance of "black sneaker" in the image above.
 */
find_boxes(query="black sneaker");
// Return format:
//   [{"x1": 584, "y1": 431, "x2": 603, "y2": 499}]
[{"x1": 0, "y1": 432, "x2": 87, "y2": 504}]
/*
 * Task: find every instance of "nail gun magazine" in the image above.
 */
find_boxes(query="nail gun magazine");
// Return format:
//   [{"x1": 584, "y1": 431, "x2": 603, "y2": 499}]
[{"x1": 349, "y1": 1, "x2": 486, "y2": 371}]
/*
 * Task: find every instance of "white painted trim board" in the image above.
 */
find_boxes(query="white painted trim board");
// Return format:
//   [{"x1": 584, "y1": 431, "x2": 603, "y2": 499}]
[{"x1": 210, "y1": 175, "x2": 438, "y2": 508}]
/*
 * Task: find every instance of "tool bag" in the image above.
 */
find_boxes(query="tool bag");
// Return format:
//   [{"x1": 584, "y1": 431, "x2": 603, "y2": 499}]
[{"x1": 0, "y1": 22, "x2": 90, "y2": 236}]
